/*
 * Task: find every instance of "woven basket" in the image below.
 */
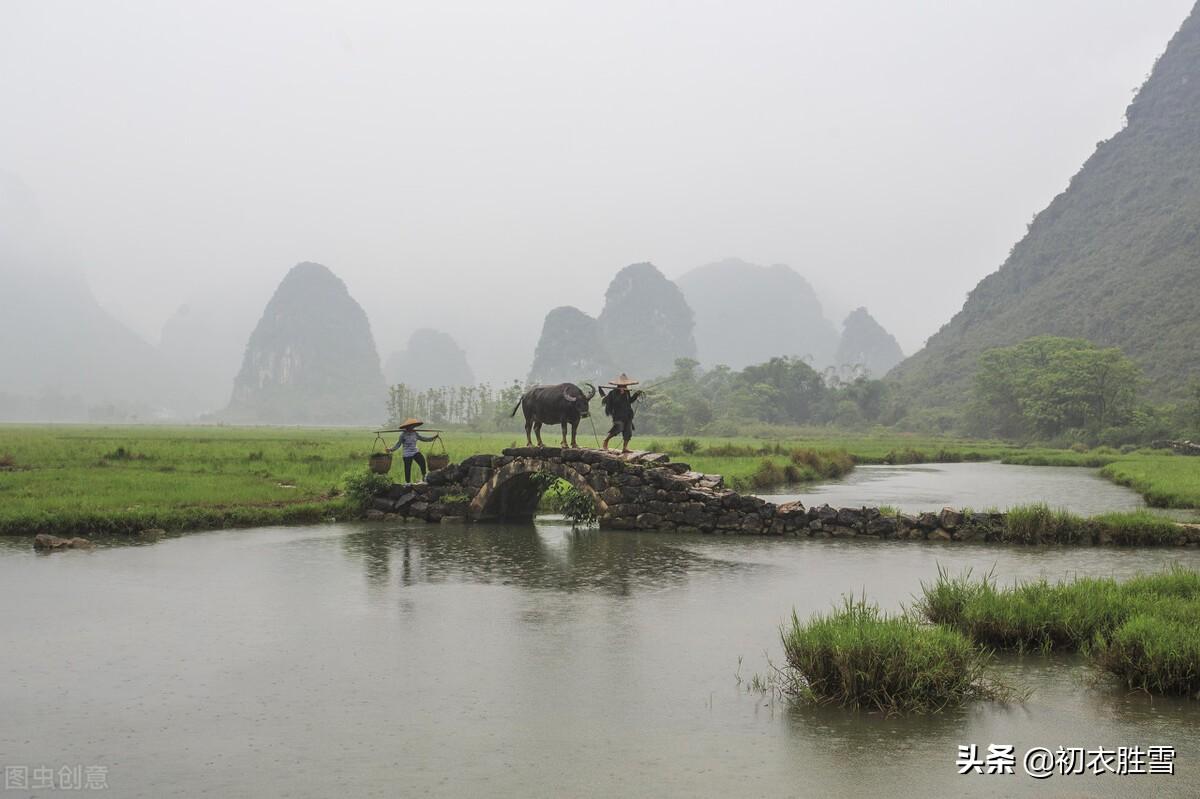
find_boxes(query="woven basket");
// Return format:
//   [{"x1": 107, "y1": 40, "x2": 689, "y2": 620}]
[
  {"x1": 427, "y1": 438, "x2": 450, "y2": 471},
  {"x1": 368, "y1": 452, "x2": 393, "y2": 474}
]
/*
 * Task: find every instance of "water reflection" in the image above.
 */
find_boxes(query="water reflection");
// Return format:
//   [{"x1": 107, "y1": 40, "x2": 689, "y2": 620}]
[{"x1": 339, "y1": 519, "x2": 746, "y2": 595}]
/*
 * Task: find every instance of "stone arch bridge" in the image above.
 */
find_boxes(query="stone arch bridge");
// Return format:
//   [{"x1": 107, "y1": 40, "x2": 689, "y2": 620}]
[
  {"x1": 371, "y1": 446, "x2": 809, "y2": 534},
  {"x1": 366, "y1": 446, "x2": 1200, "y2": 545}
]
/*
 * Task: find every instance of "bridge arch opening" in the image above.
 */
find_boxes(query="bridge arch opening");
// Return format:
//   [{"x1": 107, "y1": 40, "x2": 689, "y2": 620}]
[{"x1": 469, "y1": 459, "x2": 609, "y2": 523}]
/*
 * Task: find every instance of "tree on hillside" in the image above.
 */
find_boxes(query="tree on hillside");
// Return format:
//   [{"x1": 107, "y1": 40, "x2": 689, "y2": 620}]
[{"x1": 969, "y1": 336, "x2": 1142, "y2": 440}]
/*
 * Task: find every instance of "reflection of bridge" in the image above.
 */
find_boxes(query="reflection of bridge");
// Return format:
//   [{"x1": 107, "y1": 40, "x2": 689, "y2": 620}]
[{"x1": 372, "y1": 446, "x2": 808, "y2": 533}]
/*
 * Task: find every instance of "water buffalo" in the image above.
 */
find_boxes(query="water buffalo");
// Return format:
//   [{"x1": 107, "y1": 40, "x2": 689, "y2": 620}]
[{"x1": 510, "y1": 382, "x2": 596, "y2": 448}]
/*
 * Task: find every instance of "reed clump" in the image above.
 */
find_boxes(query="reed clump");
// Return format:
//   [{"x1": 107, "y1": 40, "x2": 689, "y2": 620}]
[
  {"x1": 1004, "y1": 503, "x2": 1088, "y2": 544},
  {"x1": 1094, "y1": 608, "x2": 1200, "y2": 697},
  {"x1": 781, "y1": 595, "x2": 1015, "y2": 714}
]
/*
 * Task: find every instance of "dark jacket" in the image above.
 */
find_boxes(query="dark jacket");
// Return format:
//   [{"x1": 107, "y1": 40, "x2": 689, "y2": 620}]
[{"x1": 600, "y1": 387, "x2": 641, "y2": 421}]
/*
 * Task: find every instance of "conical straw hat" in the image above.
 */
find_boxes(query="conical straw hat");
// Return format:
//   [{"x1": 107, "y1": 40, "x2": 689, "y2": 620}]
[
  {"x1": 399, "y1": 417, "x2": 424, "y2": 429},
  {"x1": 609, "y1": 373, "x2": 639, "y2": 387}
]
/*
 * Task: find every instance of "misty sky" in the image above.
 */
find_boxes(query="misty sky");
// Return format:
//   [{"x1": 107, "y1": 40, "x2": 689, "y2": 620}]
[{"x1": 2, "y1": 0, "x2": 1193, "y2": 384}]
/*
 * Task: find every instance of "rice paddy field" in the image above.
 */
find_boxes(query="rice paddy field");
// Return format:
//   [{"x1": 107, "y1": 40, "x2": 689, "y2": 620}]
[{"x1": 0, "y1": 424, "x2": 1197, "y2": 536}]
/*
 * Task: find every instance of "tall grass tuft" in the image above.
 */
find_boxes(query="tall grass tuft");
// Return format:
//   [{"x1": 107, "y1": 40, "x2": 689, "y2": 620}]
[
  {"x1": 781, "y1": 595, "x2": 1015, "y2": 714},
  {"x1": 789, "y1": 448, "x2": 854, "y2": 479},
  {"x1": 1004, "y1": 503, "x2": 1086, "y2": 544},
  {"x1": 750, "y1": 458, "x2": 804, "y2": 488}
]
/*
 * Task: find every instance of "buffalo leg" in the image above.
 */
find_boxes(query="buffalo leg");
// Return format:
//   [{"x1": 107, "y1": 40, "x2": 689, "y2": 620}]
[
  {"x1": 534, "y1": 421, "x2": 544, "y2": 447},
  {"x1": 560, "y1": 422, "x2": 569, "y2": 448},
  {"x1": 524, "y1": 414, "x2": 534, "y2": 446},
  {"x1": 569, "y1": 421, "x2": 579, "y2": 448}
]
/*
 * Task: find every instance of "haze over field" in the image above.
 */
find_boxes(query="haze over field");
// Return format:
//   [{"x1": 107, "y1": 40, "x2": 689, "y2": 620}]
[{"x1": 1, "y1": 0, "x2": 1195, "y2": 415}]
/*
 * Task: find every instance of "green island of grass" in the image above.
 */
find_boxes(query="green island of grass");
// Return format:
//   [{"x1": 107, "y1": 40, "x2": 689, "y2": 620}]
[
  {"x1": 780, "y1": 595, "x2": 1016, "y2": 714},
  {"x1": 780, "y1": 566, "x2": 1200, "y2": 714},
  {"x1": 918, "y1": 567, "x2": 1200, "y2": 698}
]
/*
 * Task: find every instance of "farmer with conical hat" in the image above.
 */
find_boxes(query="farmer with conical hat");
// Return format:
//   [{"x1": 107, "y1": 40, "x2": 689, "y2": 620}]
[
  {"x1": 386, "y1": 417, "x2": 440, "y2": 484},
  {"x1": 599, "y1": 373, "x2": 643, "y2": 453}
]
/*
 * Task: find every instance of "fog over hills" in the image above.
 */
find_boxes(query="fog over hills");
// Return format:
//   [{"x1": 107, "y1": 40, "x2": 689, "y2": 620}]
[
  {"x1": 0, "y1": 171, "x2": 186, "y2": 420},
  {"x1": 677, "y1": 258, "x2": 839, "y2": 371},
  {"x1": 2, "y1": 3, "x2": 1196, "y2": 420},
  {"x1": 835, "y1": 308, "x2": 905, "y2": 379},
  {"x1": 160, "y1": 297, "x2": 260, "y2": 415},
  {"x1": 891, "y1": 0, "x2": 1200, "y2": 404},
  {"x1": 384, "y1": 328, "x2": 475, "y2": 392}
]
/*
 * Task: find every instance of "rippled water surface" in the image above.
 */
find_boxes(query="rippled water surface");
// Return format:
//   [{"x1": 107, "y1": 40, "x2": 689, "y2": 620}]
[
  {"x1": 1, "y1": 516, "x2": 1198, "y2": 797},
  {"x1": 762, "y1": 461, "x2": 1146, "y2": 515}
]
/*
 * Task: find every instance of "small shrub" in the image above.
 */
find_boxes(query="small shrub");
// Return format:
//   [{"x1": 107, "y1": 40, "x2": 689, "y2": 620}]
[
  {"x1": 342, "y1": 469, "x2": 393, "y2": 510},
  {"x1": 558, "y1": 486, "x2": 598, "y2": 528},
  {"x1": 248, "y1": 451, "x2": 265, "y2": 461},
  {"x1": 0, "y1": 453, "x2": 15, "y2": 470},
  {"x1": 1070, "y1": 442, "x2": 1090, "y2": 453},
  {"x1": 679, "y1": 438, "x2": 700, "y2": 455}
]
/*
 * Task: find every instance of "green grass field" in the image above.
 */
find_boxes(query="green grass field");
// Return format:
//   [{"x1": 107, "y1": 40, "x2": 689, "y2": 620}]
[{"x1": 1, "y1": 424, "x2": 1198, "y2": 536}]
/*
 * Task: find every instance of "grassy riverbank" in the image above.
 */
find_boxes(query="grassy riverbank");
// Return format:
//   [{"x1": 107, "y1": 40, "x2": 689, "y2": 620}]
[
  {"x1": 1001, "y1": 448, "x2": 1200, "y2": 508},
  {"x1": 1, "y1": 424, "x2": 1198, "y2": 536}
]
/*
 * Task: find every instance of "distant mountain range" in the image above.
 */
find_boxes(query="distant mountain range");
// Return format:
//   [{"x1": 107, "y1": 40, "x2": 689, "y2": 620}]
[
  {"x1": 529, "y1": 262, "x2": 697, "y2": 386},
  {"x1": 527, "y1": 258, "x2": 903, "y2": 385},
  {"x1": 891, "y1": 1, "x2": 1200, "y2": 406}
]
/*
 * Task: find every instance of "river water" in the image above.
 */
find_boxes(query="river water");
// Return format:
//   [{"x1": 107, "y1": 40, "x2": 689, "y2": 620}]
[
  {"x1": 761, "y1": 461, "x2": 1146, "y2": 516},
  {"x1": 2, "y1": 510, "x2": 1198, "y2": 797}
]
